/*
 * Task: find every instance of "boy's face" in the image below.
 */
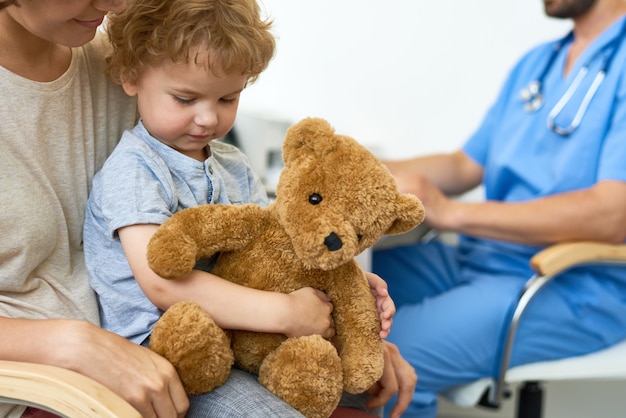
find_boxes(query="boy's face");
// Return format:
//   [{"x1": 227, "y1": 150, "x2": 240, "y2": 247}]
[{"x1": 123, "y1": 50, "x2": 248, "y2": 161}]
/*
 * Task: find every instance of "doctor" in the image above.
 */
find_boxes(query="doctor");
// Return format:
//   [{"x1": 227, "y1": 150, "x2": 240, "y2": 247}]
[{"x1": 373, "y1": 0, "x2": 626, "y2": 417}]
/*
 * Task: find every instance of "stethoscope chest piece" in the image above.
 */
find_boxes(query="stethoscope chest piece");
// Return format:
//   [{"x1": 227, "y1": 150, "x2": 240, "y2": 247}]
[
  {"x1": 518, "y1": 21, "x2": 626, "y2": 135},
  {"x1": 520, "y1": 80, "x2": 544, "y2": 112}
]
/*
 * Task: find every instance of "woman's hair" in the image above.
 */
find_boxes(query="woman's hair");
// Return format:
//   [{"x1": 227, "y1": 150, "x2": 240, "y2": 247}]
[{"x1": 105, "y1": 0, "x2": 275, "y2": 85}]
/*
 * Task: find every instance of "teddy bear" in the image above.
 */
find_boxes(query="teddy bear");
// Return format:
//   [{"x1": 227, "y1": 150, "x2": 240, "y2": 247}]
[{"x1": 146, "y1": 117, "x2": 425, "y2": 418}]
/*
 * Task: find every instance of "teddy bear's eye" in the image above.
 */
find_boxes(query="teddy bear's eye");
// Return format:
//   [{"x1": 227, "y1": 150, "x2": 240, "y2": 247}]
[
  {"x1": 357, "y1": 233, "x2": 363, "y2": 242},
  {"x1": 308, "y1": 193, "x2": 322, "y2": 205}
]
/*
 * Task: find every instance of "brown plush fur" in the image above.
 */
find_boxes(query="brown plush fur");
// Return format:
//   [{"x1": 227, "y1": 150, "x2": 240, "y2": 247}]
[{"x1": 146, "y1": 117, "x2": 425, "y2": 418}]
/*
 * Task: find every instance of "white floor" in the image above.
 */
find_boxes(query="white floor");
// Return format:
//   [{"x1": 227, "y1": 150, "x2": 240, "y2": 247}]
[{"x1": 437, "y1": 381, "x2": 626, "y2": 418}]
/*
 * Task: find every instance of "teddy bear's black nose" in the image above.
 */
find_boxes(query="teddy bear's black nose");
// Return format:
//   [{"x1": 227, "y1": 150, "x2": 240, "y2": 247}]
[{"x1": 324, "y1": 232, "x2": 343, "y2": 251}]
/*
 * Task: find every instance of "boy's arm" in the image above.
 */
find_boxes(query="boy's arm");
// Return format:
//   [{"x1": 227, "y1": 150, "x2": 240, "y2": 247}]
[{"x1": 118, "y1": 224, "x2": 335, "y2": 338}]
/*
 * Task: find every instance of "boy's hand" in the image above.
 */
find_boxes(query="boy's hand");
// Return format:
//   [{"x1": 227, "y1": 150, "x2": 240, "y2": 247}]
[
  {"x1": 285, "y1": 287, "x2": 335, "y2": 339},
  {"x1": 364, "y1": 271, "x2": 395, "y2": 338}
]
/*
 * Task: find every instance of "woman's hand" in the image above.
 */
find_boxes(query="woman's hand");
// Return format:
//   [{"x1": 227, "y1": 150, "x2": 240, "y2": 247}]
[
  {"x1": 366, "y1": 341, "x2": 417, "y2": 418},
  {"x1": 365, "y1": 271, "x2": 395, "y2": 338},
  {"x1": 53, "y1": 320, "x2": 189, "y2": 418}
]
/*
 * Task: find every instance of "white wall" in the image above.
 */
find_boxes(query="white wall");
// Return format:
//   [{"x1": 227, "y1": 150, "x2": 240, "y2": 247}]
[{"x1": 238, "y1": 0, "x2": 571, "y2": 159}]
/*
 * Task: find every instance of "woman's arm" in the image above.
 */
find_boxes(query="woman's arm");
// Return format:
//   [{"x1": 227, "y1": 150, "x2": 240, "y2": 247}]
[
  {"x1": 0, "y1": 316, "x2": 189, "y2": 418},
  {"x1": 118, "y1": 224, "x2": 335, "y2": 339},
  {"x1": 365, "y1": 341, "x2": 417, "y2": 418}
]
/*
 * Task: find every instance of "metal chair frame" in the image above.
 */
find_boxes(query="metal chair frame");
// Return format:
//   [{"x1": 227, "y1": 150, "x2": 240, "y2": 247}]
[{"x1": 478, "y1": 241, "x2": 626, "y2": 418}]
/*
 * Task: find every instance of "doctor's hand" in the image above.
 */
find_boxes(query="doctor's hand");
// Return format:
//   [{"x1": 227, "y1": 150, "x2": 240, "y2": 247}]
[
  {"x1": 392, "y1": 171, "x2": 457, "y2": 232},
  {"x1": 366, "y1": 341, "x2": 417, "y2": 418},
  {"x1": 365, "y1": 271, "x2": 395, "y2": 339}
]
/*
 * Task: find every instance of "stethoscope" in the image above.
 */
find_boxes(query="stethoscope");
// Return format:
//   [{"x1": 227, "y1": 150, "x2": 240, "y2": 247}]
[{"x1": 519, "y1": 21, "x2": 626, "y2": 136}]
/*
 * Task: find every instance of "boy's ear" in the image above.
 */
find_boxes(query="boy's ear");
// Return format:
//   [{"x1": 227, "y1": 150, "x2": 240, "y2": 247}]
[{"x1": 121, "y1": 80, "x2": 138, "y2": 97}]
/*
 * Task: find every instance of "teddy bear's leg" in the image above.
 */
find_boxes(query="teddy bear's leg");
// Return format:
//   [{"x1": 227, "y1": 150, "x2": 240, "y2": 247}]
[
  {"x1": 258, "y1": 335, "x2": 343, "y2": 418},
  {"x1": 340, "y1": 338, "x2": 384, "y2": 394},
  {"x1": 150, "y1": 301, "x2": 234, "y2": 395}
]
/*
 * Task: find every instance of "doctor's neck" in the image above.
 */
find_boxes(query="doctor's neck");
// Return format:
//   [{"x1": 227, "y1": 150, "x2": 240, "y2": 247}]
[{"x1": 570, "y1": 0, "x2": 626, "y2": 43}]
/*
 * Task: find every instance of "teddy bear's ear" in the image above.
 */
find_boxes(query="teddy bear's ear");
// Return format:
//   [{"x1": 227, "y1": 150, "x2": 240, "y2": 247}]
[
  {"x1": 282, "y1": 117, "x2": 336, "y2": 165},
  {"x1": 385, "y1": 194, "x2": 426, "y2": 236}
]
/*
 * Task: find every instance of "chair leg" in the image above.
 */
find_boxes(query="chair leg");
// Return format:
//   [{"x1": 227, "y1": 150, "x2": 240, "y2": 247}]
[{"x1": 516, "y1": 381, "x2": 543, "y2": 418}]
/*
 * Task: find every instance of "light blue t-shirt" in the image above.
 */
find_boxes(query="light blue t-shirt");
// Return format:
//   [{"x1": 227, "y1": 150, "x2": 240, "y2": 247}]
[
  {"x1": 459, "y1": 16, "x2": 626, "y2": 274},
  {"x1": 84, "y1": 120, "x2": 269, "y2": 343}
]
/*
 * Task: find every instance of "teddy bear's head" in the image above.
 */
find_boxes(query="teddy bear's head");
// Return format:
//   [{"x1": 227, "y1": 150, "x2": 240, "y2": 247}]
[{"x1": 274, "y1": 117, "x2": 425, "y2": 270}]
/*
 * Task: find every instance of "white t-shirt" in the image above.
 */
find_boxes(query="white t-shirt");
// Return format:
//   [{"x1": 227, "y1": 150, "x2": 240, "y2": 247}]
[{"x1": 0, "y1": 32, "x2": 137, "y2": 418}]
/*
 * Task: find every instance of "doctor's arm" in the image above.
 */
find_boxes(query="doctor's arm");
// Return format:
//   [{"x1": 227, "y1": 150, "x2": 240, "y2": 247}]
[
  {"x1": 396, "y1": 174, "x2": 626, "y2": 246},
  {"x1": 383, "y1": 149, "x2": 626, "y2": 246},
  {"x1": 382, "y1": 150, "x2": 483, "y2": 196}
]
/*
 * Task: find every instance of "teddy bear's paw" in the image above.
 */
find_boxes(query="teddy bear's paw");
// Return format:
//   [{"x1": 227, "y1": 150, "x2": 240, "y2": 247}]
[
  {"x1": 147, "y1": 230, "x2": 198, "y2": 280},
  {"x1": 149, "y1": 301, "x2": 234, "y2": 395},
  {"x1": 258, "y1": 335, "x2": 343, "y2": 418}
]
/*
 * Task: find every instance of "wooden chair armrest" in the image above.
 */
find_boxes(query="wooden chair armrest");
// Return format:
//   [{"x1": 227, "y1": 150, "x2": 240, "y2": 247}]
[
  {"x1": 485, "y1": 240, "x2": 626, "y2": 408},
  {"x1": 0, "y1": 360, "x2": 141, "y2": 418},
  {"x1": 530, "y1": 241, "x2": 626, "y2": 277}
]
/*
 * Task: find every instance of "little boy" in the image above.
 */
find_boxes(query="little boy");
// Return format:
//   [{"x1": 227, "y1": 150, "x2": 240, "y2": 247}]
[{"x1": 84, "y1": 0, "x2": 395, "y2": 416}]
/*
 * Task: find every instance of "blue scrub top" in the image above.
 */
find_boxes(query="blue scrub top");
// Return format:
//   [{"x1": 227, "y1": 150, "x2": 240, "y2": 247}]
[{"x1": 460, "y1": 16, "x2": 626, "y2": 272}]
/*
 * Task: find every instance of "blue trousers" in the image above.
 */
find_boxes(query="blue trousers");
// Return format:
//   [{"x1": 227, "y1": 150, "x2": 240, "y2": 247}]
[{"x1": 373, "y1": 240, "x2": 626, "y2": 418}]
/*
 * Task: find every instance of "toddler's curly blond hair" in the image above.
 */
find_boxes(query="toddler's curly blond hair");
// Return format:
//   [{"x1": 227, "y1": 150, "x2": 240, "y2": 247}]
[{"x1": 105, "y1": 0, "x2": 275, "y2": 85}]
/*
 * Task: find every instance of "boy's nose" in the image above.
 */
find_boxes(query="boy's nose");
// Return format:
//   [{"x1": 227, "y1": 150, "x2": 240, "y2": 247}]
[{"x1": 195, "y1": 106, "x2": 218, "y2": 128}]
